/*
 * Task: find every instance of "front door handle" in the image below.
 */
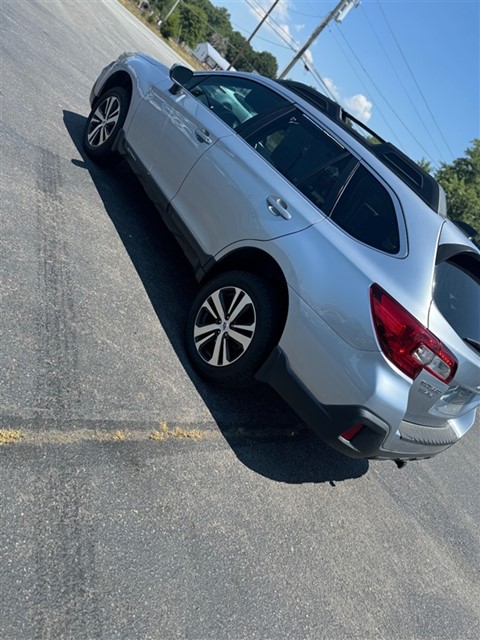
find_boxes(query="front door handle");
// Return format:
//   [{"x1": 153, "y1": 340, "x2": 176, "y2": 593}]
[
  {"x1": 195, "y1": 128, "x2": 212, "y2": 144},
  {"x1": 266, "y1": 195, "x2": 291, "y2": 220}
]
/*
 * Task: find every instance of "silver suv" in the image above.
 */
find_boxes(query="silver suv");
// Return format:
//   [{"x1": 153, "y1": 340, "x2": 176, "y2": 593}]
[{"x1": 84, "y1": 53, "x2": 480, "y2": 464}]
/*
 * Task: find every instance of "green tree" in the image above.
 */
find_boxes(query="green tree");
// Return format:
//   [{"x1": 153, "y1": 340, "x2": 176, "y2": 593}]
[
  {"x1": 417, "y1": 158, "x2": 432, "y2": 174},
  {"x1": 435, "y1": 139, "x2": 480, "y2": 235},
  {"x1": 209, "y1": 32, "x2": 229, "y2": 57},
  {"x1": 184, "y1": 0, "x2": 232, "y2": 39},
  {"x1": 225, "y1": 31, "x2": 254, "y2": 71},
  {"x1": 251, "y1": 51, "x2": 278, "y2": 79},
  {"x1": 178, "y1": 4, "x2": 208, "y2": 47},
  {"x1": 151, "y1": 0, "x2": 172, "y2": 17},
  {"x1": 160, "y1": 9, "x2": 181, "y2": 39},
  {"x1": 210, "y1": 6, "x2": 232, "y2": 38}
]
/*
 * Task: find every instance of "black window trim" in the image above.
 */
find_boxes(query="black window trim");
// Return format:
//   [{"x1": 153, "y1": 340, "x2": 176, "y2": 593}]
[
  {"x1": 243, "y1": 107, "x2": 360, "y2": 216},
  {"x1": 181, "y1": 72, "x2": 295, "y2": 135},
  {"x1": 327, "y1": 161, "x2": 408, "y2": 257}
]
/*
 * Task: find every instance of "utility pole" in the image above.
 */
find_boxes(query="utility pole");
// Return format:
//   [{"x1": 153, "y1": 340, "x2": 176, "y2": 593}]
[
  {"x1": 227, "y1": 0, "x2": 281, "y2": 70},
  {"x1": 158, "y1": 0, "x2": 181, "y2": 27},
  {"x1": 278, "y1": 0, "x2": 359, "y2": 79}
]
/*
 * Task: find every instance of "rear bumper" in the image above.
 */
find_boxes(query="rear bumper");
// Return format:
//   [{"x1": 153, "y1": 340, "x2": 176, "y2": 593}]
[{"x1": 256, "y1": 347, "x2": 468, "y2": 461}]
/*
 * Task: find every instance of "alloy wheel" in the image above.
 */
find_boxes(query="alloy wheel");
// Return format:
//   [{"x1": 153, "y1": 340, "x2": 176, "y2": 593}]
[
  {"x1": 193, "y1": 286, "x2": 257, "y2": 367},
  {"x1": 87, "y1": 95, "x2": 121, "y2": 147}
]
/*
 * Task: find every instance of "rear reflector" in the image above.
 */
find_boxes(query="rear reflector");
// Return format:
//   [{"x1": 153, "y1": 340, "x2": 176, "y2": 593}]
[
  {"x1": 340, "y1": 423, "x2": 365, "y2": 441},
  {"x1": 370, "y1": 284, "x2": 457, "y2": 384}
]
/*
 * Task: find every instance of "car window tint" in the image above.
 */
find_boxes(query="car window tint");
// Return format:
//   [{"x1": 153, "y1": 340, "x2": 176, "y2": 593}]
[
  {"x1": 330, "y1": 165, "x2": 400, "y2": 254},
  {"x1": 247, "y1": 110, "x2": 352, "y2": 210},
  {"x1": 184, "y1": 75, "x2": 288, "y2": 130}
]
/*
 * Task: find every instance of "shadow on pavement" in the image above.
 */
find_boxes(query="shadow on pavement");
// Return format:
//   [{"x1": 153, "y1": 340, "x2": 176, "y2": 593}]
[{"x1": 63, "y1": 110, "x2": 368, "y2": 484}]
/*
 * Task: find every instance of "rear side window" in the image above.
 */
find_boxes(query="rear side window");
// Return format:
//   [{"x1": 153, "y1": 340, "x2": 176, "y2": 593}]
[
  {"x1": 434, "y1": 257, "x2": 480, "y2": 347},
  {"x1": 330, "y1": 165, "x2": 400, "y2": 254},
  {"x1": 246, "y1": 110, "x2": 353, "y2": 211}
]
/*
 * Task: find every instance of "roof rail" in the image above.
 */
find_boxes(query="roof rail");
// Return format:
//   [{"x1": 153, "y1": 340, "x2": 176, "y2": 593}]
[{"x1": 277, "y1": 79, "x2": 443, "y2": 214}]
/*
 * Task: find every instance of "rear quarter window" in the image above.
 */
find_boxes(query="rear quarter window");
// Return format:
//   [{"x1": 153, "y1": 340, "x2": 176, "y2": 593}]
[
  {"x1": 434, "y1": 255, "x2": 480, "y2": 346},
  {"x1": 329, "y1": 164, "x2": 400, "y2": 254}
]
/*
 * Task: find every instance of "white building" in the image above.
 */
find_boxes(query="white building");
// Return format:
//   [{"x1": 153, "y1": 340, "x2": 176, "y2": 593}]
[{"x1": 193, "y1": 42, "x2": 233, "y2": 72}]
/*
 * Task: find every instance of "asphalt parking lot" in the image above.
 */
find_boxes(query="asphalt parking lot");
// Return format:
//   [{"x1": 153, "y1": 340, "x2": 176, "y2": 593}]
[{"x1": 0, "y1": 1, "x2": 479, "y2": 638}]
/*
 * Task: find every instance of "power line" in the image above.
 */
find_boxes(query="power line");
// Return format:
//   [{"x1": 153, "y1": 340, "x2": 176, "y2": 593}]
[
  {"x1": 288, "y1": 7, "x2": 328, "y2": 19},
  {"x1": 326, "y1": 25, "x2": 406, "y2": 149},
  {"x1": 376, "y1": 0, "x2": 455, "y2": 159},
  {"x1": 333, "y1": 24, "x2": 437, "y2": 160},
  {"x1": 165, "y1": 1, "x2": 258, "y2": 72},
  {"x1": 251, "y1": 33, "x2": 297, "y2": 50},
  {"x1": 360, "y1": 4, "x2": 445, "y2": 161},
  {"x1": 246, "y1": 0, "x2": 338, "y2": 99},
  {"x1": 306, "y1": 64, "x2": 342, "y2": 100},
  {"x1": 246, "y1": 0, "x2": 298, "y2": 50},
  {"x1": 279, "y1": 0, "x2": 360, "y2": 79},
  {"x1": 228, "y1": 0, "x2": 282, "y2": 69},
  {"x1": 231, "y1": 14, "x2": 294, "y2": 50}
]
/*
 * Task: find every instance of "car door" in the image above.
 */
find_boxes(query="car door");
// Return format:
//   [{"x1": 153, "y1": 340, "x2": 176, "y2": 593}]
[
  {"x1": 170, "y1": 107, "x2": 356, "y2": 258},
  {"x1": 124, "y1": 73, "x2": 289, "y2": 207}
]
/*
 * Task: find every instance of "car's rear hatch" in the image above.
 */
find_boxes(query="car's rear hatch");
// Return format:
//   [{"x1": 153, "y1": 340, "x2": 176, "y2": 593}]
[{"x1": 404, "y1": 220, "x2": 480, "y2": 429}]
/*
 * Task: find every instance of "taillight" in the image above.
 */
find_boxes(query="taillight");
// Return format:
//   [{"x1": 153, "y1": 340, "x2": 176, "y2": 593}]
[{"x1": 370, "y1": 284, "x2": 457, "y2": 384}]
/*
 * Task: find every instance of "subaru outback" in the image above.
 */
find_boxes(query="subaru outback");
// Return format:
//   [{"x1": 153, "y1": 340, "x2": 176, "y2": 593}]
[{"x1": 83, "y1": 53, "x2": 480, "y2": 464}]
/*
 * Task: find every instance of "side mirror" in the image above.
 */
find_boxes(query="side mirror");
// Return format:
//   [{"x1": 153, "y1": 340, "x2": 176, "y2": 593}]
[{"x1": 169, "y1": 64, "x2": 193, "y2": 87}]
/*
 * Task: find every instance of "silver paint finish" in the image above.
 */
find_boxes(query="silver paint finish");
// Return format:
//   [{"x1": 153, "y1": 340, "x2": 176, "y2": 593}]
[{"x1": 87, "y1": 52, "x2": 480, "y2": 459}]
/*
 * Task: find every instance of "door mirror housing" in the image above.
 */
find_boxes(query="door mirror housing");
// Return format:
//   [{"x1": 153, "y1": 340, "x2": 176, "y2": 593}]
[{"x1": 169, "y1": 64, "x2": 193, "y2": 87}]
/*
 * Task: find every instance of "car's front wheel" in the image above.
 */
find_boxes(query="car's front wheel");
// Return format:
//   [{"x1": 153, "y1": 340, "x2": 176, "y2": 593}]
[
  {"x1": 83, "y1": 87, "x2": 129, "y2": 165},
  {"x1": 186, "y1": 271, "x2": 280, "y2": 386}
]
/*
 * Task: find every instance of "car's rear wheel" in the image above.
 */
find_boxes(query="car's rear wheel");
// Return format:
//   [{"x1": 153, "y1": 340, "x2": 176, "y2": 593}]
[
  {"x1": 83, "y1": 87, "x2": 129, "y2": 165},
  {"x1": 186, "y1": 271, "x2": 280, "y2": 386}
]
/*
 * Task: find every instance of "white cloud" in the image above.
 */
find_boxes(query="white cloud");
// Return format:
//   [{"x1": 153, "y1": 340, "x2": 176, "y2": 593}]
[
  {"x1": 247, "y1": 1, "x2": 296, "y2": 48},
  {"x1": 323, "y1": 78, "x2": 373, "y2": 123},
  {"x1": 247, "y1": 2, "x2": 264, "y2": 20},
  {"x1": 248, "y1": 0, "x2": 291, "y2": 22},
  {"x1": 274, "y1": 0, "x2": 292, "y2": 22},
  {"x1": 302, "y1": 49, "x2": 314, "y2": 68},
  {"x1": 279, "y1": 23, "x2": 293, "y2": 41},
  {"x1": 323, "y1": 77, "x2": 341, "y2": 102},
  {"x1": 245, "y1": 0, "x2": 373, "y2": 124},
  {"x1": 344, "y1": 94, "x2": 373, "y2": 123}
]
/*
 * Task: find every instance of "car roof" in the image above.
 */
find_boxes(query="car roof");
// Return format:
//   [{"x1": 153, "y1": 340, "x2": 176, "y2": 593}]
[{"x1": 276, "y1": 79, "x2": 446, "y2": 216}]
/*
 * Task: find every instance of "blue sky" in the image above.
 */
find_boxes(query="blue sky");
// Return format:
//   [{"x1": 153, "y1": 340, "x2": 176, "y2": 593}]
[{"x1": 210, "y1": 0, "x2": 479, "y2": 168}]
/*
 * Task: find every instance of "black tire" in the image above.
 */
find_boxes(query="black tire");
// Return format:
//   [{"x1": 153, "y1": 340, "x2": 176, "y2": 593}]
[
  {"x1": 185, "y1": 271, "x2": 280, "y2": 387},
  {"x1": 83, "y1": 87, "x2": 129, "y2": 165}
]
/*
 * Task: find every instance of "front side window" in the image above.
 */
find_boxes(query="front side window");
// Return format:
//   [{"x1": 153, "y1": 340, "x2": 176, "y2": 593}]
[
  {"x1": 246, "y1": 110, "x2": 353, "y2": 211},
  {"x1": 184, "y1": 75, "x2": 288, "y2": 130},
  {"x1": 330, "y1": 165, "x2": 400, "y2": 254}
]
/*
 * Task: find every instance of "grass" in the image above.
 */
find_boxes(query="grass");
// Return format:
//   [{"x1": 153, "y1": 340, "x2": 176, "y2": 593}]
[
  {"x1": 116, "y1": 0, "x2": 202, "y2": 70},
  {"x1": 0, "y1": 429, "x2": 22, "y2": 445},
  {"x1": 150, "y1": 422, "x2": 205, "y2": 441}
]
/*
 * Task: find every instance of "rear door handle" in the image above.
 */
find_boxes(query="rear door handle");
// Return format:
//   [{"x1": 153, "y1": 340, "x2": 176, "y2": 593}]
[
  {"x1": 266, "y1": 195, "x2": 291, "y2": 220},
  {"x1": 195, "y1": 128, "x2": 212, "y2": 144}
]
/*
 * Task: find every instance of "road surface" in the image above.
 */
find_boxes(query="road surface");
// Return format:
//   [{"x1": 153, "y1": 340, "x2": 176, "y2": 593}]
[{"x1": 0, "y1": 1, "x2": 479, "y2": 638}]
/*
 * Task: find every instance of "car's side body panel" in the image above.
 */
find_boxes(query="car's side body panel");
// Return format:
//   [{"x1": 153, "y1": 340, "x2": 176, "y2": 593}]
[
  {"x1": 125, "y1": 84, "x2": 235, "y2": 204},
  {"x1": 170, "y1": 131, "x2": 327, "y2": 257}
]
